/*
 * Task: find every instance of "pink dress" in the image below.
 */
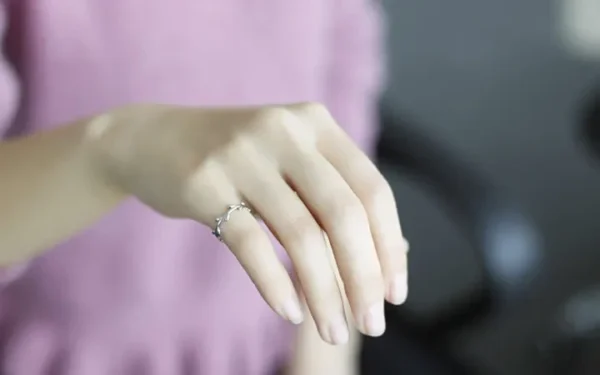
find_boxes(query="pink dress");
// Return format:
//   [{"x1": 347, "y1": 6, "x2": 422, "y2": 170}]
[{"x1": 0, "y1": 1, "x2": 384, "y2": 374}]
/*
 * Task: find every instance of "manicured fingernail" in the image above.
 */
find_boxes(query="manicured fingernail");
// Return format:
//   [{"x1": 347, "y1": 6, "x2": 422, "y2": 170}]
[
  {"x1": 362, "y1": 303, "x2": 386, "y2": 337},
  {"x1": 388, "y1": 273, "x2": 408, "y2": 305},
  {"x1": 282, "y1": 298, "x2": 304, "y2": 325},
  {"x1": 328, "y1": 315, "x2": 349, "y2": 345}
]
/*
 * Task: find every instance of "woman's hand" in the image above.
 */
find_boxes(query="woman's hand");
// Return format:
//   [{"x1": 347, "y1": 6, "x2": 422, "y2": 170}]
[{"x1": 89, "y1": 103, "x2": 409, "y2": 345}]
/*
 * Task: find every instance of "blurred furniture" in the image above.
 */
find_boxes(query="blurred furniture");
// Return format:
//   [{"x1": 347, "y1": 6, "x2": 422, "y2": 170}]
[
  {"x1": 538, "y1": 286, "x2": 600, "y2": 375},
  {"x1": 536, "y1": 85, "x2": 600, "y2": 375},
  {"x1": 360, "y1": 105, "x2": 543, "y2": 375},
  {"x1": 559, "y1": 0, "x2": 600, "y2": 60},
  {"x1": 582, "y1": 86, "x2": 600, "y2": 161}
]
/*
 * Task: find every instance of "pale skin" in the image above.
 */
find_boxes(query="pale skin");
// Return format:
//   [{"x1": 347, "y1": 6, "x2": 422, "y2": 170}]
[{"x1": 0, "y1": 103, "x2": 409, "y2": 373}]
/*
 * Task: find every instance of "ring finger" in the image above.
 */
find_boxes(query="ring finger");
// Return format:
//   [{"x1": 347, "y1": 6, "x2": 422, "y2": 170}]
[{"x1": 185, "y1": 165, "x2": 302, "y2": 326}]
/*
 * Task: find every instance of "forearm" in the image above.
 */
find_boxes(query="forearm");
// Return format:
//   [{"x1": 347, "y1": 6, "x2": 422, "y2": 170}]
[
  {"x1": 287, "y1": 233, "x2": 361, "y2": 375},
  {"x1": 287, "y1": 317, "x2": 361, "y2": 375},
  {"x1": 0, "y1": 117, "x2": 126, "y2": 265}
]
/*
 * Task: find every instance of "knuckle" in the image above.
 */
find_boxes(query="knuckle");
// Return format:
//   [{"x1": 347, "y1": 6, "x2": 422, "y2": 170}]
[
  {"x1": 253, "y1": 107, "x2": 295, "y2": 134},
  {"x1": 299, "y1": 270, "x2": 341, "y2": 299},
  {"x1": 247, "y1": 259, "x2": 282, "y2": 285},
  {"x1": 181, "y1": 161, "x2": 217, "y2": 206},
  {"x1": 309, "y1": 289, "x2": 343, "y2": 311},
  {"x1": 290, "y1": 101, "x2": 327, "y2": 116},
  {"x1": 260, "y1": 273, "x2": 284, "y2": 291},
  {"x1": 278, "y1": 214, "x2": 323, "y2": 250},
  {"x1": 227, "y1": 224, "x2": 265, "y2": 251},
  {"x1": 325, "y1": 195, "x2": 368, "y2": 228},
  {"x1": 289, "y1": 102, "x2": 332, "y2": 129},
  {"x1": 340, "y1": 258, "x2": 383, "y2": 286},
  {"x1": 219, "y1": 134, "x2": 255, "y2": 163},
  {"x1": 362, "y1": 177, "x2": 394, "y2": 210},
  {"x1": 255, "y1": 274, "x2": 288, "y2": 300},
  {"x1": 253, "y1": 106, "x2": 317, "y2": 149},
  {"x1": 351, "y1": 274, "x2": 385, "y2": 295},
  {"x1": 343, "y1": 256, "x2": 379, "y2": 284}
]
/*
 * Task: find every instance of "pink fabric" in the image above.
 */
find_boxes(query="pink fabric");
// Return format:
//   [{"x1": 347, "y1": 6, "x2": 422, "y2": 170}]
[{"x1": 0, "y1": 1, "x2": 384, "y2": 374}]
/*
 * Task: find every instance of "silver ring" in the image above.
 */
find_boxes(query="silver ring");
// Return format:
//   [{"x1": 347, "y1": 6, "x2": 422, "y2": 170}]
[{"x1": 212, "y1": 202, "x2": 253, "y2": 242}]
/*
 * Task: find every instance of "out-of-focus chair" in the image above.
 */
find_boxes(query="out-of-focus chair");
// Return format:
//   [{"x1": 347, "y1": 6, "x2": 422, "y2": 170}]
[
  {"x1": 360, "y1": 104, "x2": 543, "y2": 374},
  {"x1": 535, "y1": 85, "x2": 600, "y2": 375},
  {"x1": 582, "y1": 86, "x2": 600, "y2": 160}
]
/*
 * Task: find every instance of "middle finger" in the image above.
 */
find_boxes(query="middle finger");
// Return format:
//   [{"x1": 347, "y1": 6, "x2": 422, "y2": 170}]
[
  {"x1": 229, "y1": 150, "x2": 349, "y2": 345},
  {"x1": 284, "y1": 149, "x2": 385, "y2": 337}
]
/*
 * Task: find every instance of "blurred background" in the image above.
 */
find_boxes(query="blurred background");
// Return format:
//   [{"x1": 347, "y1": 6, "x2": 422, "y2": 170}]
[{"x1": 364, "y1": 0, "x2": 600, "y2": 374}]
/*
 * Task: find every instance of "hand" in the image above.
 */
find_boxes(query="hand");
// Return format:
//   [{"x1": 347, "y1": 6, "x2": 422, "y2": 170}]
[{"x1": 88, "y1": 103, "x2": 409, "y2": 345}]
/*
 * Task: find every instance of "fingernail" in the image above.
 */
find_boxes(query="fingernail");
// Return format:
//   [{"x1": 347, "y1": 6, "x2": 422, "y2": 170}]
[
  {"x1": 388, "y1": 273, "x2": 408, "y2": 305},
  {"x1": 282, "y1": 298, "x2": 304, "y2": 325},
  {"x1": 362, "y1": 302, "x2": 386, "y2": 337},
  {"x1": 328, "y1": 315, "x2": 349, "y2": 345}
]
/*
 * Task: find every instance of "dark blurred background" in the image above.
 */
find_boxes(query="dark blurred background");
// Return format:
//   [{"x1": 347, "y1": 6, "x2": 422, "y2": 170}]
[{"x1": 365, "y1": 0, "x2": 600, "y2": 374}]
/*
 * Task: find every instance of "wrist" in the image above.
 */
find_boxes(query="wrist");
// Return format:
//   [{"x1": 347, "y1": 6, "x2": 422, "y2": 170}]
[{"x1": 81, "y1": 110, "x2": 132, "y2": 201}]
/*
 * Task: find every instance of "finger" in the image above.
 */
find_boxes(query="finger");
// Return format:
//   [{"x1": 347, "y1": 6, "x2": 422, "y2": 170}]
[
  {"x1": 284, "y1": 149, "x2": 386, "y2": 337},
  {"x1": 184, "y1": 164, "x2": 303, "y2": 325},
  {"x1": 296, "y1": 103, "x2": 409, "y2": 305},
  {"x1": 327, "y1": 134, "x2": 409, "y2": 305},
  {"x1": 232, "y1": 153, "x2": 349, "y2": 345}
]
